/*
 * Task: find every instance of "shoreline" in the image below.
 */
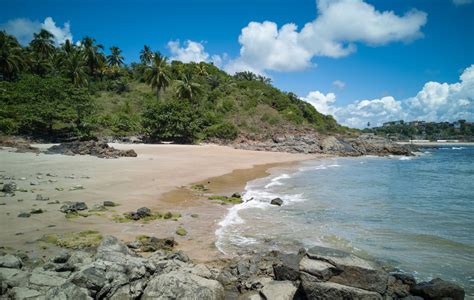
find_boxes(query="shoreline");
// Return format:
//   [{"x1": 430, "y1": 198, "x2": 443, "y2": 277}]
[
  {"x1": 0, "y1": 143, "x2": 315, "y2": 261},
  {"x1": 397, "y1": 141, "x2": 474, "y2": 146}
]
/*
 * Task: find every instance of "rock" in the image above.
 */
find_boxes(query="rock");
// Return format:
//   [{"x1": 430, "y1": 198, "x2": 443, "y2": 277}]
[
  {"x1": 136, "y1": 207, "x2": 151, "y2": 217},
  {"x1": 69, "y1": 185, "x2": 84, "y2": 191},
  {"x1": 411, "y1": 278, "x2": 465, "y2": 300},
  {"x1": 260, "y1": 281, "x2": 297, "y2": 300},
  {"x1": 89, "y1": 204, "x2": 106, "y2": 212},
  {"x1": 29, "y1": 269, "x2": 68, "y2": 288},
  {"x1": 306, "y1": 246, "x2": 388, "y2": 294},
  {"x1": 166, "y1": 250, "x2": 190, "y2": 263},
  {"x1": 46, "y1": 282, "x2": 92, "y2": 300},
  {"x1": 176, "y1": 227, "x2": 187, "y2": 236},
  {"x1": 0, "y1": 267, "x2": 29, "y2": 287},
  {"x1": 47, "y1": 141, "x2": 137, "y2": 159},
  {"x1": 231, "y1": 192, "x2": 242, "y2": 198},
  {"x1": 108, "y1": 279, "x2": 147, "y2": 299},
  {"x1": 238, "y1": 291, "x2": 263, "y2": 300},
  {"x1": 69, "y1": 266, "x2": 107, "y2": 296},
  {"x1": 135, "y1": 236, "x2": 176, "y2": 252},
  {"x1": 273, "y1": 252, "x2": 304, "y2": 281},
  {"x1": 0, "y1": 254, "x2": 23, "y2": 269},
  {"x1": 36, "y1": 194, "x2": 49, "y2": 201},
  {"x1": 2, "y1": 182, "x2": 17, "y2": 193},
  {"x1": 52, "y1": 252, "x2": 70, "y2": 264},
  {"x1": 299, "y1": 256, "x2": 338, "y2": 281},
  {"x1": 59, "y1": 201, "x2": 88, "y2": 213},
  {"x1": 30, "y1": 181, "x2": 39, "y2": 186},
  {"x1": 103, "y1": 201, "x2": 117, "y2": 207},
  {"x1": 142, "y1": 270, "x2": 225, "y2": 300},
  {"x1": 386, "y1": 273, "x2": 416, "y2": 298},
  {"x1": 302, "y1": 280, "x2": 383, "y2": 300},
  {"x1": 10, "y1": 287, "x2": 44, "y2": 299},
  {"x1": 17, "y1": 212, "x2": 31, "y2": 218},
  {"x1": 270, "y1": 198, "x2": 283, "y2": 206},
  {"x1": 30, "y1": 208, "x2": 44, "y2": 214}
]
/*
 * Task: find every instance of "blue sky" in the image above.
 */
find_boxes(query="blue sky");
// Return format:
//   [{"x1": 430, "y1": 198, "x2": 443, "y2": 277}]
[{"x1": 1, "y1": 0, "x2": 473, "y2": 127}]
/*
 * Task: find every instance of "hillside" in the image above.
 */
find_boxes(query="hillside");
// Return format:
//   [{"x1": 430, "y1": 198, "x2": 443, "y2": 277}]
[{"x1": 0, "y1": 30, "x2": 349, "y2": 144}]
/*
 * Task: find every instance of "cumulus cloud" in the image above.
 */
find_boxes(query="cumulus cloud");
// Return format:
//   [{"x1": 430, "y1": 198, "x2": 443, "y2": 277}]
[
  {"x1": 168, "y1": 40, "x2": 225, "y2": 67},
  {"x1": 224, "y1": 0, "x2": 427, "y2": 74},
  {"x1": 302, "y1": 65, "x2": 474, "y2": 128},
  {"x1": 332, "y1": 80, "x2": 346, "y2": 89},
  {"x1": 0, "y1": 17, "x2": 72, "y2": 46}
]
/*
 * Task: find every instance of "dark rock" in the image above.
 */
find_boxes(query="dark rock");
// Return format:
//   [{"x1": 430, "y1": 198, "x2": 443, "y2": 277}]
[
  {"x1": 301, "y1": 280, "x2": 383, "y2": 300},
  {"x1": 70, "y1": 266, "x2": 107, "y2": 296},
  {"x1": 45, "y1": 282, "x2": 91, "y2": 299},
  {"x1": 2, "y1": 182, "x2": 16, "y2": 193},
  {"x1": 136, "y1": 207, "x2": 151, "y2": 217},
  {"x1": 103, "y1": 201, "x2": 117, "y2": 207},
  {"x1": 411, "y1": 278, "x2": 465, "y2": 300},
  {"x1": 36, "y1": 194, "x2": 49, "y2": 201},
  {"x1": 52, "y1": 252, "x2": 70, "y2": 264},
  {"x1": 30, "y1": 208, "x2": 44, "y2": 214},
  {"x1": 17, "y1": 212, "x2": 31, "y2": 218},
  {"x1": 0, "y1": 254, "x2": 23, "y2": 269},
  {"x1": 386, "y1": 273, "x2": 417, "y2": 298},
  {"x1": 270, "y1": 198, "x2": 283, "y2": 206},
  {"x1": 273, "y1": 252, "x2": 304, "y2": 281},
  {"x1": 231, "y1": 192, "x2": 242, "y2": 198},
  {"x1": 60, "y1": 201, "x2": 88, "y2": 213},
  {"x1": 299, "y1": 256, "x2": 339, "y2": 281},
  {"x1": 166, "y1": 250, "x2": 190, "y2": 263},
  {"x1": 47, "y1": 141, "x2": 137, "y2": 159}
]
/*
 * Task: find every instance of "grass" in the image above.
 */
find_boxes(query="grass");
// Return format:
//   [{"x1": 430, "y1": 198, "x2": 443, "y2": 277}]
[
  {"x1": 208, "y1": 195, "x2": 243, "y2": 204},
  {"x1": 65, "y1": 211, "x2": 104, "y2": 219},
  {"x1": 111, "y1": 211, "x2": 181, "y2": 223},
  {"x1": 191, "y1": 184, "x2": 208, "y2": 191},
  {"x1": 40, "y1": 230, "x2": 103, "y2": 249}
]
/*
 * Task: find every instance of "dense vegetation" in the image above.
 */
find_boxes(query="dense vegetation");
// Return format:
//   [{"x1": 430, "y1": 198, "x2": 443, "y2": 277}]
[
  {"x1": 364, "y1": 121, "x2": 474, "y2": 141},
  {"x1": 0, "y1": 30, "x2": 346, "y2": 143}
]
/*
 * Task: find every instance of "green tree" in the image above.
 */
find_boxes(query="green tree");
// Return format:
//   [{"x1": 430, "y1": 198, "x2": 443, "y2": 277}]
[
  {"x1": 145, "y1": 52, "x2": 170, "y2": 100},
  {"x1": 62, "y1": 51, "x2": 88, "y2": 87},
  {"x1": 0, "y1": 31, "x2": 25, "y2": 80},
  {"x1": 107, "y1": 46, "x2": 124, "y2": 67},
  {"x1": 139, "y1": 45, "x2": 153, "y2": 65},
  {"x1": 29, "y1": 29, "x2": 55, "y2": 59},
  {"x1": 175, "y1": 73, "x2": 201, "y2": 101},
  {"x1": 81, "y1": 36, "x2": 104, "y2": 77}
]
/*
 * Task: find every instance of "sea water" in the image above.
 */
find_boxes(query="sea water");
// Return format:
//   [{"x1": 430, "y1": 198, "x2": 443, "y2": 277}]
[{"x1": 216, "y1": 146, "x2": 474, "y2": 296}]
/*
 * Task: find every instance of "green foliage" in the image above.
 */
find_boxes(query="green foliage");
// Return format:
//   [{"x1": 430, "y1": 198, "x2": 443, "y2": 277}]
[
  {"x1": 204, "y1": 121, "x2": 238, "y2": 140},
  {"x1": 142, "y1": 100, "x2": 202, "y2": 143}
]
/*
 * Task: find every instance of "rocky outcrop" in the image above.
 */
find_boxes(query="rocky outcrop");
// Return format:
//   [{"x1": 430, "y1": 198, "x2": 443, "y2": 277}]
[
  {"x1": 233, "y1": 134, "x2": 417, "y2": 156},
  {"x1": 47, "y1": 141, "x2": 137, "y2": 158},
  {"x1": 0, "y1": 237, "x2": 465, "y2": 300}
]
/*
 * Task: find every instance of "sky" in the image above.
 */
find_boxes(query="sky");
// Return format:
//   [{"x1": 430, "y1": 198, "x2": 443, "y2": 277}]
[{"x1": 1, "y1": 0, "x2": 473, "y2": 127}]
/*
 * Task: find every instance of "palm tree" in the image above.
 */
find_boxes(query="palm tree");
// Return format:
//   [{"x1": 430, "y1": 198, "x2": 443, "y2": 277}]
[
  {"x1": 29, "y1": 29, "x2": 55, "y2": 59},
  {"x1": 0, "y1": 31, "x2": 25, "y2": 80},
  {"x1": 139, "y1": 45, "x2": 153, "y2": 65},
  {"x1": 81, "y1": 36, "x2": 103, "y2": 77},
  {"x1": 145, "y1": 52, "x2": 170, "y2": 100},
  {"x1": 196, "y1": 63, "x2": 208, "y2": 77},
  {"x1": 107, "y1": 46, "x2": 124, "y2": 67},
  {"x1": 28, "y1": 52, "x2": 52, "y2": 76},
  {"x1": 175, "y1": 73, "x2": 201, "y2": 101},
  {"x1": 63, "y1": 51, "x2": 88, "y2": 87}
]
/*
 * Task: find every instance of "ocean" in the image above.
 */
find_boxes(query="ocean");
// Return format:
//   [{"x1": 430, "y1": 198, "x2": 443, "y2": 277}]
[{"x1": 215, "y1": 146, "x2": 474, "y2": 296}]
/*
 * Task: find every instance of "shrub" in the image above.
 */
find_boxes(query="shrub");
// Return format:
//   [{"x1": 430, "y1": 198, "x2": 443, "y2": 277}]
[{"x1": 204, "y1": 121, "x2": 239, "y2": 140}]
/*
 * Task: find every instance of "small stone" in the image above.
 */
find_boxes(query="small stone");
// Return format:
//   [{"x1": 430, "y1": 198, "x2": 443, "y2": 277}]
[
  {"x1": 46, "y1": 173, "x2": 57, "y2": 177},
  {"x1": 17, "y1": 212, "x2": 31, "y2": 218},
  {"x1": 55, "y1": 187, "x2": 64, "y2": 191},
  {"x1": 231, "y1": 192, "x2": 242, "y2": 198},
  {"x1": 36, "y1": 194, "x2": 49, "y2": 201},
  {"x1": 103, "y1": 200, "x2": 117, "y2": 207},
  {"x1": 59, "y1": 201, "x2": 88, "y2": 213},
  {"x1": 0, "y1": 254, "x2": 23, "y2": 269},
  {"x1": 270, "y1": 197, "x2": 284, "y2": 206},
  {"x1": 136, "y1": 207, "x2": 151, "y2": 217},
  {"x1": 69, "y1": 185, "x2": 84, "y2": 191},
  {"x1": 30, "y1": 181, "x2": 39, "y2": 186},
  {"x1": 176, "y1": 227, "x2": 187, "y2": 236},
  {"x1": 2, "y1": 182, "x2": 17, "y2": 193},
  {"x1": 30, "y1": 208, "x2": 44, "y2": 214}
]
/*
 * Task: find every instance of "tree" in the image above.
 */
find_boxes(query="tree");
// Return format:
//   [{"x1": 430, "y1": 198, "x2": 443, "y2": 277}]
[
  {"x1": 107, "y1": 46, "x2": 124, "y2": 67},
  {"x1": 0, "y1": 31, "x2": 25, "y2": 80},
  {"x1": 196, "y1": 63, "x2": 208, "y2": 77},
  {"x1": 175, "y1": 73, "x2": 201, "y2": 101},
  {"x1": 62, "y1": 51, "x2": 88, "y2": 87},
  {"x1": 29, "y1": 29, "x2": 55, "y2": 59},
  {"x1": 81, "y1": 36, "x2": 104, "y2": 77},
  {"x1": 257, "y1": 75, "x2": 271, "y2": 84},
  {"x1": 139, "y1": 45, "x2": 153, "y2": 65},
  {"x1": 234, "y1": 71, "x2": 257, "y2": 81},
  {"x1": 145, "y1": 52, "x2": 170, "y2": 100}
]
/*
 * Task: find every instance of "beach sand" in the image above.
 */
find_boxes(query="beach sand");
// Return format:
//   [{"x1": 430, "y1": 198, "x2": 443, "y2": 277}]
[{"x1": 0, "y1": 143, "x2": 313, "y2": 261}]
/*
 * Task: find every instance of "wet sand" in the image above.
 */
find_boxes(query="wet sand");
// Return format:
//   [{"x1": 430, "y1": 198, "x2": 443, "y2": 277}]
[{"x1": 0, "y1": 143, "x2": 314, "y2": 261}]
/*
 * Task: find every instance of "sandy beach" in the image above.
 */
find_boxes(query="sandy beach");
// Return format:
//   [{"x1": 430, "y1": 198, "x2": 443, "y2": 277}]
[{"x1": 0, "y1": 143, "x2": 313, "y2": 261}]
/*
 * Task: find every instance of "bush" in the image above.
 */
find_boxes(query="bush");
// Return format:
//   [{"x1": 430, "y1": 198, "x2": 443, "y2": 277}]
[
  {"x1": 142, "y1": 100, "x2": 202, "y2": 143},
  {"x1": 204, "y1": 121, "x2": 239, "y2": 140}
]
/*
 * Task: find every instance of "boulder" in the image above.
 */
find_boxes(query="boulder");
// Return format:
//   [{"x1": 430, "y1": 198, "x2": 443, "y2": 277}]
[
  {"x1": 29, "y1": 269, "x2": 67, "y2": 289},
  {"x1": 9, "y1": 287, "x2": 44, "y2": 299},
  {"x1": 273, "y1": 252, "x2": 304, "y2": 281},
  {"x1": 270, "y1": 198, "x2": 283, "y2": 206},
  {"x1": 260, "y1": 281, "x2": 297, "y2": 300},
  {"x1": 47, "y1": 141, "x2": 137, "y2": 159},
  {"x1": 103, "y1": 201, "x2": 117, "y2": 207},
  {"x1": 2, "y1": 182, "x2": 17, "y2": 193},
  {"x1": 0, "y1": 254, "x2": 23, "y2": 269},
  {"x1": 136, "y1": 207, "x2": 151, "y2": 218},
  {"x1": 60, "y1": 201, "x2": 88, "y2": 213},
  {"x1": 299, "y1": 256, "x2": 339, "y2": 281},
  {"x1": 36, "y1": 194, "x2": 49, "y2": 201},
  {"x1": 302, "y1": 280, "x2": 382, "y2": 300},
  {"x1": 142, "y1": 270, "x2": 225, "y2": 300},
  {"x1": 386, "y1": 273, "x2": 416, "y2": 298},
  {"x1": 69, "y1": 266, "x2": 107, "y2": 296},
  {"x1": 306, "y1": 246, "x2": 388, "y2": 294},
  {"x1": 46, "y1": 282, "x2": 92, "y2": 300},
  {"x1": 17, "y1": 212, "x2": 31, "y2": 218},
  {"x1": 232, "y1": 192, "x2": 242, "y2": 198},
  {"x1": 0, "y1": 267, "x2": 29, "y2": 287},
  {"x1": 411, "y1": 278, "x2": 465, "y2": 300}
]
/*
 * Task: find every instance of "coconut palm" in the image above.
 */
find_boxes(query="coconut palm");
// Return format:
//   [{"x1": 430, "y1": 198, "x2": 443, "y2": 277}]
[
  {"x1": 29, "y1": 29, "x2": 55, "y2": 59},
  {"x1": 196, "y1": 63, "x2": 208, "y2": 77},
  {"x1": 63, "y1": 51, "x2": 88, "y2": 87},
  {"x1": 0, "y1": 31, "x2": 25, "y2": 80},
  {"x1": 139, "y1": 45, "x2": 153, "y2": 65},
  {"x1": 81, "y1": 36, "x2": 104, "y2": 77},
  {"x1": 107, "y1": 46, "x2": 124, "y2": 67},
  {"x1": 175, "y1": 73, "x2": 201, "y2": 101},
  {"x1": 145, "y1": 52, "x2": 170, "y2": 100}
]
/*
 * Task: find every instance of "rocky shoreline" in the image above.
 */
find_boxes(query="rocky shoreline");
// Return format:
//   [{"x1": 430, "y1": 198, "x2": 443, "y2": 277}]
[
  {"x1": 233, "y1": 134, "x2": 418, "y2": 156},
  {"x1": 0, "y1": 235, "x2": 465, "y2": 299}
]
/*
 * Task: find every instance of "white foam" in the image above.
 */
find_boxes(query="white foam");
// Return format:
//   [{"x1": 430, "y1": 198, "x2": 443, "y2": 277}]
[
  {"x1": 452, "y1": 147, "x2": 465, "y2": 150},
  {"x1": 264, "y1": 173, "x2": 291, "y2": 188},
  {"x1": 399, "y1": 156, "x2": 412, "y2": 160}
]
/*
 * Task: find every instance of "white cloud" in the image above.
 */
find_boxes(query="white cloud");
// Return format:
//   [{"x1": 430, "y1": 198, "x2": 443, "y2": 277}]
[
  {"x1": 302, "y1": 65, "x2": 474, "y2": 128},
  {"x1": 168, "y1": 39, "x2": 225, "y2": 67},
  {"x1": 332, "y1": 80, "x2": 346, "y2": 89},
  {"x1": 0, "y1": 17, "x2": 72, "y2": 46},
  {"x1": 452, "y1": 0, "x2": 473, "y2": 5},
  {"x1": 224, "y1": 0, "x2": 427, "y2": 74}
]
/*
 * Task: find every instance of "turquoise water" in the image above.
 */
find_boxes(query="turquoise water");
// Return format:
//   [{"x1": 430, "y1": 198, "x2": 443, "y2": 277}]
[{"x1": 216, "y1": 146, "x2": 474, "y2": 296}]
